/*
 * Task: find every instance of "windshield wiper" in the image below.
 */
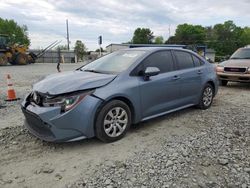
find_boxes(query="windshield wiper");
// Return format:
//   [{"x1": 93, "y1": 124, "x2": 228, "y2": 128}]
[
  {"x1": 230, "y1": 57, "x2": 243, "y2": 59},
  {"x1": 231, "y1": 57, "x2": 250, "y2": 59}
]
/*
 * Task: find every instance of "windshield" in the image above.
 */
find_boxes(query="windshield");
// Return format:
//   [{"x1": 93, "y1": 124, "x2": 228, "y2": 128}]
[
  {"x1": 230, "y1": 48, "x2": 250, "y2": 59},
  {"x1": 80, "y1": 50, "x2": 146, "y2": 74}
]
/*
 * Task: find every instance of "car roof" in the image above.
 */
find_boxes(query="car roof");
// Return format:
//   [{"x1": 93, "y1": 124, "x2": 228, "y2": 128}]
[{"x1": 119, "y1": 47, "x2": 192, "y2": 53}]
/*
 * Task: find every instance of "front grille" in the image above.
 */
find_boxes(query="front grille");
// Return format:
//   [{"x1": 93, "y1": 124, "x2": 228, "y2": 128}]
[
  {"x1": 224, "y1": 67, "x2": 247, "y2": 73},
  {"x1": 22, "y1": 107, "x2": 55, "y2": 139}
]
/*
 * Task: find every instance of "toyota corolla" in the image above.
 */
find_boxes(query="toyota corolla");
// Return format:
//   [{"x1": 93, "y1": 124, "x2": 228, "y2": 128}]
[{"x1": 21, "y1": 48, "x2": 218, "y2": 142}]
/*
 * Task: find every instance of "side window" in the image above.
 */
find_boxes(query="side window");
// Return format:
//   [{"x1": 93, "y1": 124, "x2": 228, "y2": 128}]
[
  {"x1": 192, "y1": 55, "x2": 203, "y2": 67},
  {"x1": 174, "y1": 51, "x2": 194, "y2": 70},
  {"x1": 143, "y1": 51, "x2": 174, "y2": 73}
]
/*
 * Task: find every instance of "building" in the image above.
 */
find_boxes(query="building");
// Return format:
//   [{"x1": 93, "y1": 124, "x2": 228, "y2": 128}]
[{"x1": 205, "y1": 49, "x2": 216, "y2": 62}]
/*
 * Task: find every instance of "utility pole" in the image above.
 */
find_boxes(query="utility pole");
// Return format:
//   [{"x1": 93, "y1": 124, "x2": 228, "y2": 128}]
[
  {"x1": 168, "y1": 24, "x2": 171, "y2": 39},
  {"x1": 98, "y1": 35, "x2": 102, "y2": 57},
  {"x1": 66, "y1": 19, "x2": 70, "y2": 51}
]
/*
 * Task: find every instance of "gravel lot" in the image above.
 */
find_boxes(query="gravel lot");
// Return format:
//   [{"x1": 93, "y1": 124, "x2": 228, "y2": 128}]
[{"x1": 0, "y1": 63, "x2": 249, "y2": 188}]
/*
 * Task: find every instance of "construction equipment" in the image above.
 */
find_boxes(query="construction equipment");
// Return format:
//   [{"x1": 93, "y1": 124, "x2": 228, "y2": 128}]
[{"x1": 0, "y1": 34, "x2": 61, "y2": 65}]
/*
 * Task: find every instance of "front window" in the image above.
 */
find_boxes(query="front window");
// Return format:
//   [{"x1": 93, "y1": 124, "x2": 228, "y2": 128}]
[
  {"x1": 142, "y1": 51, "x2": 174, "y2": 73},
  {"x1": 80, "y1": 50, "x2": 146, "y2": 74},
  {"x1": 231, "y1": 48, "x2": 250, "y2": 59}
]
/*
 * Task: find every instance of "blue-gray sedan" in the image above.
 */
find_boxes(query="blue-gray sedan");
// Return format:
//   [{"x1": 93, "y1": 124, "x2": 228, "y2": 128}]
[{"x1": 21, "y1": 47, "x2": 218, "y2": 142}]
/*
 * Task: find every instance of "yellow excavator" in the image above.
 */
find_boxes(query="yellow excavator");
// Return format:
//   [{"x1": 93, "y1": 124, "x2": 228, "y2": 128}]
[{"x1": 0, "y1": 34, "x2": 60, "y2": 65}]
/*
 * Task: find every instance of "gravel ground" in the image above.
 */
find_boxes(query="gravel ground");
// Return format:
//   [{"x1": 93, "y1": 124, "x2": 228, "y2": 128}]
[{"x1": 0, "y1": 63, "x2": 249, "y2": 188}]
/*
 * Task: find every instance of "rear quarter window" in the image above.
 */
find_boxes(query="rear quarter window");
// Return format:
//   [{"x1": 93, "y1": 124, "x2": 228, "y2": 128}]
[
  {"x1": 174, "y1": 51, "x2": 194, "y2": 70},
  {"x1": 192, "y1": 55, "x2": 204, "y2": 67}
]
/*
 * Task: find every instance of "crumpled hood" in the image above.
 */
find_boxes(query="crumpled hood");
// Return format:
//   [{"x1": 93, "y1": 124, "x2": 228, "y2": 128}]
[
  {"x1": 221, "y1": 59, "x2": 250, "y2": 67},
  {"x1": 33, "y1": 70, "x2": 116, "y2": 95}
]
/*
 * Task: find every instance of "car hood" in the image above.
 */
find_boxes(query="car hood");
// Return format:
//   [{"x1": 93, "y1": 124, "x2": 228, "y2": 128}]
[
  {"x1": 33, "y1": 70, "x2": 117, "y2": 95},
  {"x1": 221, "y1": 59, "x2": 250, "y2": 67}
]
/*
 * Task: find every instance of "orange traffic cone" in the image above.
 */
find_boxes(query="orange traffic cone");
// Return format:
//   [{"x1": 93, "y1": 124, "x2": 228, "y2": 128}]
[{"x1": 5, "y1": 74, "x2": 19, "y2": 101}]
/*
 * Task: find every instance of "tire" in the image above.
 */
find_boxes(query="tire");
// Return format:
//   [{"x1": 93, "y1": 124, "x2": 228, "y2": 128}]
[
  {"x1": 0, "y1": 53, "x2": 8, "y2": 65},
  {"x1": 219, "y1": 80, "x2": 228, "y2": 86},
  {"x1": 16, "y1": 53, "x2": 28, "y2": 65},
  {"x1": 197, "y1": 83, "x2": 214, "y2": 110},
  {"x1": 95, "y1": 100, "x2": 131, "y2": 142}
]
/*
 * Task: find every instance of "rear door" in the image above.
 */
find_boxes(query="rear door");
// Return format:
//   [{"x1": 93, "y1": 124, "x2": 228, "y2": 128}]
[
  {"x1": 138, "y1": 50, "x2": 181, "y2": 119},
  {"x1": 173, "y1": 50, "x2": 203, "y2": 105}
]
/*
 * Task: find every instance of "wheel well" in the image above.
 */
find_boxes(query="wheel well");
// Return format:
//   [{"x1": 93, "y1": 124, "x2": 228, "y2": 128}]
[
  {"x1": 96, "y1": 97, "x2": 135, "y2": 123},
  {"x1": 109, "y1": 97, "x2": 135, "y2": 123},
  {"x1": 93, "y1": 96, "x2": 135, "y2": 135}
]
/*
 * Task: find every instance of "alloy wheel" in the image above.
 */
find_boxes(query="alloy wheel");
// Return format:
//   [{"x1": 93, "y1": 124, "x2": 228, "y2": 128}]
[
  {"x1": 203, "y1": 87, "x2": 213, "y2": 107},
  {"x1": 104, "y1": 107, "x2": 128, "y2": 137}
]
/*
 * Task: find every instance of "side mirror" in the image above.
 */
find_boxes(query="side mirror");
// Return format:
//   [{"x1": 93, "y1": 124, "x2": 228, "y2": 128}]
[{"x1": 143, "y1": 67, "x2": 160, "y2": 81}]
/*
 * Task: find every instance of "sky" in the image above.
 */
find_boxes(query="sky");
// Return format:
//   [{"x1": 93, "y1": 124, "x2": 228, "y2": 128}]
[{"x1": 0, "y1": 0, "x2": 250, "y2": 50}]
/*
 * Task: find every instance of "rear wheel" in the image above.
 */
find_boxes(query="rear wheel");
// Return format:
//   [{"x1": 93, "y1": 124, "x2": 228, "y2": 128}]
[
  {"x1": 15, "y1": 53, "x2": 28, "y2": 65},
  {"x1": 197, "y1": 83, "x2": 214, "y2": 110},
  {"x1": 219, "y1": 80, "x2": 228, "y2": 86},
  {"x1": 95, "y1": 100, "x2": 131, "y2": 142},
  {"x1": 0, "y1": 53, "x2": 8, "y2": 65}
]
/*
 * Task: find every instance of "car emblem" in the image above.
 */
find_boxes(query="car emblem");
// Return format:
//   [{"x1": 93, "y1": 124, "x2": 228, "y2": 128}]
[{"x1": 230, "y1": 68, "x2": 239, "y2": 72}]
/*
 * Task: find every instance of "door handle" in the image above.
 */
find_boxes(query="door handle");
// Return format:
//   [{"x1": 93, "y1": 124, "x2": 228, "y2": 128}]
[
  {"x1": 197, "y1": 70, "x2": 203, "y2": 74},
  {"x1": 172, "y1": 75, "x2": 180, "y2": 80}
]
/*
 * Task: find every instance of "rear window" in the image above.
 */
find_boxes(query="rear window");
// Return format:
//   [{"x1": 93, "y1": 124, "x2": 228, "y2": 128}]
[{"x1": 174, "y1": 51, "x2": 194, "y2": 70}]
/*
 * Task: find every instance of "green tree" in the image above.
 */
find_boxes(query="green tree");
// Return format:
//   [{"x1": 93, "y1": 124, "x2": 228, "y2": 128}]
[
  {"x1": 56, "y1": 45, "x2": 68, "y2": 50},
  {"x1": 95, "y1": 47, "x2": 106, "y2": 52},
  {"x1": 74, "y1": 40, "x2": 87, "y2": 61},
  {"x1": 240, "y1": 27, "x2": 250, "y2": 46},
  {"x1": 154, "y1": 36, "x2": 164, "y2": 44},
  {"x1": 0, "y1": 18, "x2": 30, "y2": 46},
  {"x1": 132, "y1": 28, "x2": 154, "y2": 44},
  {"x1": 165, "y1": 36, "x2": 177, "y2": 44},
  {"x1": 173, "y1": 23, "x2": 206, "y2": 45},
  {"x1": 165, "y1": 20, "x2": 250, "y2": 56},
  {"x1": 208, "y1": 21, "x2": 244, "y2": 56}
]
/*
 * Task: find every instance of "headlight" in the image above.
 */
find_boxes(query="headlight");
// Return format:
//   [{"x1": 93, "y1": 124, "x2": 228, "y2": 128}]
[
  {"x1": 248, "y1": 67, "x2": 250, "y2": 74},
  {"x1": 216, "y1": 65, "x2": 224, "y2": 72},
  {"x1": 43, "y1": 90, "x2": 94, "y2": 112}
]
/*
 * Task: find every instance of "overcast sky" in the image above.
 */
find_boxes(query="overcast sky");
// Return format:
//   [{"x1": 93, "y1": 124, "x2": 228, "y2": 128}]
[{"x1": 1, "y1": 0, "x2": 250, "y2": 50}]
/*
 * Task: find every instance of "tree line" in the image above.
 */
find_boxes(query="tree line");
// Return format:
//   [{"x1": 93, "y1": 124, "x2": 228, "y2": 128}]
[{"x1": 130, "y1": 21, "x2": 250, "y2": 56}]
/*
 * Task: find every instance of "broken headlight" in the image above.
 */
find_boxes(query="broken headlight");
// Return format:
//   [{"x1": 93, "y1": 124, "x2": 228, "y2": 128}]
[{"x1": 43, "y1": 90, "x2": 94, "y2": 112}]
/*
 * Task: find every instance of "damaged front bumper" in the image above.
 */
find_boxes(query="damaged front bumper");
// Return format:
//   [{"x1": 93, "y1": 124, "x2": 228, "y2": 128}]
[{"x1": 21, "y1": 93, "x2": 102, "y2": 142}]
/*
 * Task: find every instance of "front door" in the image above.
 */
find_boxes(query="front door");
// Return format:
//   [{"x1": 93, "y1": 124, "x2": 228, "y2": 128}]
[{"x1": 138, "y1": 50, "x2": 181, "y2": 119}]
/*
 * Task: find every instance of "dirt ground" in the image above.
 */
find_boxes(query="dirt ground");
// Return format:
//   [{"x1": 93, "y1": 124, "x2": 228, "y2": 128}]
[{"x1": 0, "y1": 63, "x2": 249, "y2": 188}]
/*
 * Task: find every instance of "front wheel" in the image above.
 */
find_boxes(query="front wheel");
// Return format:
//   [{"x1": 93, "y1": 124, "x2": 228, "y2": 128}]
[
  {"x1": 95, "y1": 100, "x2": 131, "y2": 142},
  {"x1": 197, "y1": 83, "x2": 214, "y2": 110}
]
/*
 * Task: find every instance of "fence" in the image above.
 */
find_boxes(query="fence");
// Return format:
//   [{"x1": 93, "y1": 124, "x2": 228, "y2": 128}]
[{"x1": 30, "y1": 49, "x2": 76, "y2": 63}]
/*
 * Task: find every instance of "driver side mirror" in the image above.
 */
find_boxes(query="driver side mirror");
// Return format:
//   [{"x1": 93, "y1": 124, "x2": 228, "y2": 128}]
[{"x1": 143, "y1": 67, "x2": 160, "y2": 81}]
